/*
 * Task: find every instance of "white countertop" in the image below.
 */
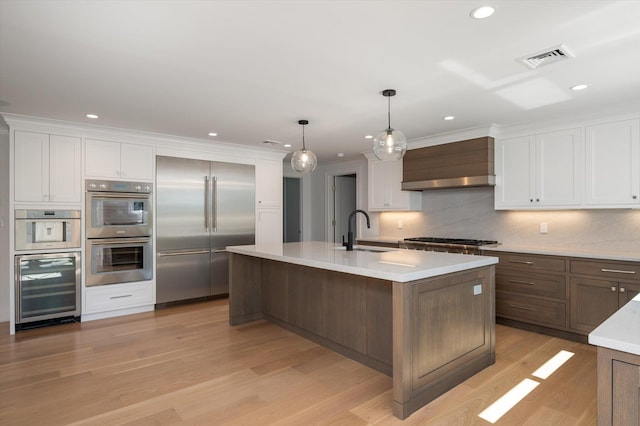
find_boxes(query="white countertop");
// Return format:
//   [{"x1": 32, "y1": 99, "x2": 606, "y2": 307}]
[
  {"x1": 227, "y1": 241, "x2": 498, "y2": 283},
  {"x1": 481, "y1": 244, "x2": 640, "y2": 262},
  {"x1": 589, "y1": 293, "x2": 640, "y2": 356}
]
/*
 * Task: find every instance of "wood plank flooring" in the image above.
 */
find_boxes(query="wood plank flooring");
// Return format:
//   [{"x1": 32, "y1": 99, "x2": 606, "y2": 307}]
[{"x1": 0, "y1": 299, "x2": 596, "y2": 425}]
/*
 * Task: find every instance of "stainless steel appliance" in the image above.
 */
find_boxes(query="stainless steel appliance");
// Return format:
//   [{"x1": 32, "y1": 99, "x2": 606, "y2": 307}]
[
  {"x1": 14, "y1": 209, "x2": 81, "y2": 251},
  {"x1": 86, "y1": 180, "x2": 153, "y2": 238},
  {"x1": 401, "y1": 237, "x2": 499, "y2": 254},
  {"x1": 15, "y1": 252, "x2": 81, "y2": 330},
  {"x1": 86, "y1": 237, "x2": 153, "y2": 286},
  {"x1": 156, "y1": 156, "x2": 255, "y2": 303},
  {"x1": 85, "y1": 179, "x2": 153, "y2": 286}
]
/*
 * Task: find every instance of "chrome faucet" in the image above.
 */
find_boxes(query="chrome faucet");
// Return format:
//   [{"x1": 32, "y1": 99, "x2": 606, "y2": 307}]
[{"x1": 343, "y1": 209, "x2": 371, "y2": 251}]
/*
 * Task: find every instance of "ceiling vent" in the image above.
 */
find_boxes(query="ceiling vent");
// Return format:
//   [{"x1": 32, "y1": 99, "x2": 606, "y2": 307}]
[
  {"x1": 519, "y1": 44, "x2": 574, "y2": 69},
  {"x1": 262, "y1": 139, "x2": 283, "y2": 146}
]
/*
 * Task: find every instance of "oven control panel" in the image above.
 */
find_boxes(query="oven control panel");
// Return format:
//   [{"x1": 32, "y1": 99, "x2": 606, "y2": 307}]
[{"x1": 86, "y1": 180, "x2": 152, "y2": 193}]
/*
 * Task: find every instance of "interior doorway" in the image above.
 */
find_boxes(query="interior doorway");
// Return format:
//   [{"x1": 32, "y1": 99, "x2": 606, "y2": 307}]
[
  {"x1": 333, "y1": 174, "x2": 356, "y2": 244},
  {"x1": 283, "y1": 177, "x2": 301, "y2": 242}
]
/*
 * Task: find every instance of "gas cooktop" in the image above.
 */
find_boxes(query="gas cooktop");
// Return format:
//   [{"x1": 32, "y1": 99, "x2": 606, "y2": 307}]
[{"x1": 403, "y1": 237, "x2": 498, "y2": 246}]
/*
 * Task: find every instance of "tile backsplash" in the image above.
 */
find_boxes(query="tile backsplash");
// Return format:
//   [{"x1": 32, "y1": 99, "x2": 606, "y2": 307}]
[{"x1": 378, "y1": 187, "x2": 640, "y2": 251}]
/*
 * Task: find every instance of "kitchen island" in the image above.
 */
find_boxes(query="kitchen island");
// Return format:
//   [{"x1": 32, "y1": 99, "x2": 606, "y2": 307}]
[
  {"x1": 589, "y1": 293, "x2": 640, "y2": 425},
  {"x1": 227, "y1": 241, "x2": 498, "y2": 419}
]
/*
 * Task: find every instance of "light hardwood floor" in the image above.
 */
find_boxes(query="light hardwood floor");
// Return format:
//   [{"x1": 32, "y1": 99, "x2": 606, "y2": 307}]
[{"x1": 0, "y1": 299, "x2": 596, "y2": 425}]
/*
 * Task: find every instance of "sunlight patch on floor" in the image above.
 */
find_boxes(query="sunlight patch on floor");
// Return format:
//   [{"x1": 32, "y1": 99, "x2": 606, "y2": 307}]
[
  {"x1": 532, "y1": 350, "x2": 574, "y2": 380},
  {"x1": 478, "y1": 378, "x2": 540, "y2": 423},
  {"x1": 477, "y1": 349, "x2": 576, "y2": 423}
]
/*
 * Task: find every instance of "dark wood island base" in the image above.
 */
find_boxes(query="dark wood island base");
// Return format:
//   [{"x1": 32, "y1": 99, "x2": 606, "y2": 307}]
[{"x1": 229, "y1": 253, "x2": 495, "y2": 420}]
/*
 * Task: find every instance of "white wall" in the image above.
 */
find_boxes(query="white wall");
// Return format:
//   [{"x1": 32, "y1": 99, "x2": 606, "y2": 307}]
[
  {"x1": 0, "y1": 130, "x2": 9, "y2": 323},
  {"x1": 305, "y1": 156, "x2": 378, "y2": 242},
  {"x1": 377, "y1": 187, "x2": 640, "y2": 252}
]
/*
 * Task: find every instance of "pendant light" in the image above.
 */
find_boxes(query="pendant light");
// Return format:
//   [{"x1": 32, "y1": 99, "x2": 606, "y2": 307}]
[
  {"x1": 291, "y1": 119, "x2": 317, "y2": 173},
  {"x1": 373, "y1": 89, "x2": 407, "y2": 161}
]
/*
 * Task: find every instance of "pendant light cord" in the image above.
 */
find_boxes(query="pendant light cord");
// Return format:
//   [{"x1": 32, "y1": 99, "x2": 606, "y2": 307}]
[
  {"x1": 387, "y1": 95, "x2": 391, "y2": 130},
  {"x1": 302, "y1": 123, "x2": 306, "y2": 150}
]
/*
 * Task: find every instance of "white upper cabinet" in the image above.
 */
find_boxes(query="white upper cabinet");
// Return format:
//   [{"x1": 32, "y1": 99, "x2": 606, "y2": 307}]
[
  {"x1": 495, "y1": 129, "x2": 582, "y2": 209},
  {"x1": 585, "y1": 119, "x2": 640, "y2": 206},
  {"x1": 255, "y1": 159, "x2": 282, "y2": 208},
  {"x1": 85, "y1": 139, "x2": 153, "y2": 181},
  {"x1": 367, "y1": 155, "x2": 421, "y2": 211},
  {"x1": 14, "y1": 131, "x2": 82, "y2": 203}
]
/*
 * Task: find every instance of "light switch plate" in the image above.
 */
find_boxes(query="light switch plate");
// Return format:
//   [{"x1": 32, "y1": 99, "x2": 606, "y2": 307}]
[{"x1": 473, "y1": 284, "x2": 482, "y2": 295}]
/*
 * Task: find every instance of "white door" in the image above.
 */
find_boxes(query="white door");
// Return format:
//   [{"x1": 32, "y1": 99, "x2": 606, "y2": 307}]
[
  {"x1": 495, "y1": 136, "x2": 535, "y2": 209},
  {"x1": 585, "y1": 119, "x2": 640, "y2": 206},
  {"x1": 536, "y1": 128, "x2": 582, "y2": 207},
  {"x1": 333, "y1": 175, "x2": 356, "y2": 244}
]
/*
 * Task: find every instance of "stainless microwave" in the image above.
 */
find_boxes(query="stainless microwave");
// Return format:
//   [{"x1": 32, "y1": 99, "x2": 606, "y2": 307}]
[{"x1": 15, "y1": 209, "x2": 81, "y2": 251}]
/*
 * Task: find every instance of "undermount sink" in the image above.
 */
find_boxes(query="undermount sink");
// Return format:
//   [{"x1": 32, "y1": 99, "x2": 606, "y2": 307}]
[{"x1": 334, "y1": 246, "x2": 398, "y2": 253}]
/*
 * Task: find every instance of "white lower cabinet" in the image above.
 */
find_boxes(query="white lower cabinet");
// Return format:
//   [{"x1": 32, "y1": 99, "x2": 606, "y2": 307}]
[
  {"x1": 84, "y1": 281, "x2": 154, "y2": 319},
  {"x1": 256, "y1": 208, "x2": 282, "y2": 245}
]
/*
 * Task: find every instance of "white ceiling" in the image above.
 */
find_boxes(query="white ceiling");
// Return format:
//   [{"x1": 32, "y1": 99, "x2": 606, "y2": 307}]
[{"x1": 2, "y1": 0, "x2": 640, "y2": 163}]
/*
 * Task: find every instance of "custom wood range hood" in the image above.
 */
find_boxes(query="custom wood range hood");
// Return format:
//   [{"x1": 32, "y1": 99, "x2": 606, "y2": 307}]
[{"x1": 402, "y1": 137, "x2": 495, "y2": 190}]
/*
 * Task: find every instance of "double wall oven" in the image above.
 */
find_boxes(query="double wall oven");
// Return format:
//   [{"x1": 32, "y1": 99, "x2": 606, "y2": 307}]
[{"x1": 85, "y1": 180, "x2": 153, "y2": 286}]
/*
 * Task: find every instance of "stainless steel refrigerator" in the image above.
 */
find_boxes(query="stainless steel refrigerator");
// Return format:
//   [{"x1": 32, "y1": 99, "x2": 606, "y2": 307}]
[{"x1": 155, "y1": 156, "x2": 255, "y2": 304}]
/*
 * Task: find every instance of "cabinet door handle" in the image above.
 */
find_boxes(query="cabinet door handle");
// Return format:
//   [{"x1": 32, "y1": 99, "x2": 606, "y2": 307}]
[
  {"x1": 620, "y1": 287, "x2": 626, "y2": 293},
  {"x1": 509, "y1": 279, "x2": 535, "y2": 286},
  {"x1": 601, "y1": 268, "x2": 636, "y2": 274},
  {"x1": 611, "y1": 286, "x2": 617, "y2": 292},
  {"x1": 508, "y1": 304, "x2": 536, "y2": 312},
  {"x1": 509, "y1": 260, "x2": 534, "y2": 265}
]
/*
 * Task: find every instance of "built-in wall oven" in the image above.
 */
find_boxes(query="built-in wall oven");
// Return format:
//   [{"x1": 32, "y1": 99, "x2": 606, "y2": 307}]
[
  {"x1": 86, "y1": 237, "x2": 152, "y2": 286},
  {"x1": 86, "y1": 180, "x2": 153, "y2": 238},
  {"x1": 85, "y1": 180, "x2": 153, "y2": 286}
]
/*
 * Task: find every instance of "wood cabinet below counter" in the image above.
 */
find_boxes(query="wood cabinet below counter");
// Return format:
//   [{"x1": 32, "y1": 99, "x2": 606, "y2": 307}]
[{"x1": 484, "y1": 250, "x2": 640, "y2": 341}]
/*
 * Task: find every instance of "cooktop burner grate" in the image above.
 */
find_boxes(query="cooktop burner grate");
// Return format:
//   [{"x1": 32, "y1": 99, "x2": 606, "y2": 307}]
[{"x1": 404, "y1": 237, "x2": 498, "y2": 246}]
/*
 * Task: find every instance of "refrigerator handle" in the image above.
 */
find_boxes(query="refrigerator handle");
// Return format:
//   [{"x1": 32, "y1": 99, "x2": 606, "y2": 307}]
[
  {"x1": 212, "y1": 176, "x2": 218, "y2": 232},
  {"x1": 204, "y1": 176, "x2": 210, "y2": 231}
]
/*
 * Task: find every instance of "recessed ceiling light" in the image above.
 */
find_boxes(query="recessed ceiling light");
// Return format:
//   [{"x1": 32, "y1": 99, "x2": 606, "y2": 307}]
[
  {"x1": 571, "y1": 84, "x2": 589, "y2": 91},
  {"x1": 208, "y1": 132, "x2": 218, "y2": 137},
  {"x1": 365, "y1": 135, "x2": 373, "y2": 139},
  {"x1": 283, "y1": 144, "x2": 292, "y2": 148},
  {"x1": 443, "y1": 115, "x2": 455, "y2": 121},
  {"x1": 86, "y1": 114, "x2": 98, "y2": 119},
  {"x1": 337, "y1": 153, "x2": 345, "y2": 158},
  {"x1": 470, "y1": 6, "x2": 495, "y2": 19}
]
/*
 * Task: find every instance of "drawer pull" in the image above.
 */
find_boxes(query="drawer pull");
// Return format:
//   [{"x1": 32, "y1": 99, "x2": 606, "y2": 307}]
[
  {"x1": 601, "y1": 268, "x2": 636, "y2": 274},
  {"x1": 509, "y1": 279, "x2": 535, "y2": 286},
  {"x1": 508, "y1": 303, "x2": 536, "y2": 312},
  {"x1": 510, "y1": 260, "x2": 534, "y2": 265},
  {"x1": 110, "y1": 294, "x2": 133, "y2": 299}
]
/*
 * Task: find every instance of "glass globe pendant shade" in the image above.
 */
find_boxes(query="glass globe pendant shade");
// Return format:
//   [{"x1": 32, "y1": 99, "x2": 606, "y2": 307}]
[
  {"x1": 291, "y1": 148, "x2": 317, "y2": 173},
  {"x1": 373, "y1": 128, "x2": 407, "y2": 161}
]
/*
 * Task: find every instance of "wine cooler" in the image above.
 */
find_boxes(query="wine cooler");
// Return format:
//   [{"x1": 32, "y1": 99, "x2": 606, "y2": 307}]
[{"x1": 15, "y1": 252, "x2": 81, "y2": 330}]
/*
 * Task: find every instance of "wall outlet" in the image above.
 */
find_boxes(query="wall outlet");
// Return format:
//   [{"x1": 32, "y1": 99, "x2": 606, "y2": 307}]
[
  {"x1": 540, "y1": 222, "x2": 548, "y2": 234},
  {"x1": 397, "y1": 219, "x2": 403, "y2": 229}
]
